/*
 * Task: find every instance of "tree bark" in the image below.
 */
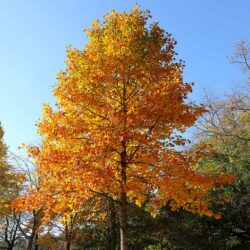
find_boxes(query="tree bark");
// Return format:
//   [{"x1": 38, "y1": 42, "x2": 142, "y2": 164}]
[
  {"x1": 27, "y1": 235, "x2": 34, "y2": 250},
  {"x1": 65, "y1": 224, "x2": 72, "y2": 250},
  {"x1": 119, "y1": 77, "x2": 128, "y2": 250},
  {"x1": 66, "y1": 241, "x2": 71, "y2": 250},
  {"x1": 120, "y1": 147, "x2": 128, "y2": 250},
  {"x1": 7, "y1": 244, "x2": 14, "y2": 250},
  {"x1": 120, "y1": 190, "x2": 128, "y2": 250},
  {"x1": 109, "y1": 199, "x2": 117, "y2": 250},
  {"x1": 34, "y1": 234, "x2": 39, "y2": 250},
  {"x1": 27, "y1": 229, "x2": 36, "y2": 250},
  {"x1": 27, "y1": 210, "x2": 38, "y2": 250}
]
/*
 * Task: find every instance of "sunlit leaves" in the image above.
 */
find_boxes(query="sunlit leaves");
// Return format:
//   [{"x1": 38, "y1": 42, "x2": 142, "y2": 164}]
[{"x1": 15, "y1": 6, "x2": 232, "y2": 224}]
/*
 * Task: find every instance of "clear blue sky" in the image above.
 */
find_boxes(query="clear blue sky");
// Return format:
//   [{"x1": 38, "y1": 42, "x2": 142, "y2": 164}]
[{"x1": 1, "y1": 0, "x2": 250, "y2": 152}]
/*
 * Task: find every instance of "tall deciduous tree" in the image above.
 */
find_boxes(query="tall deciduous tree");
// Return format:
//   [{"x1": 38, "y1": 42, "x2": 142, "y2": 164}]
[{"x1": 18, "y1": 6, "x2": 233, "y2": 249}]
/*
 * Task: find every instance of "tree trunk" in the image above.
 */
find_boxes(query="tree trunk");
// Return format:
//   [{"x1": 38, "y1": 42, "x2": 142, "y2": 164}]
[
  {"x1": 109, "y1": 199, "x2": 117, "y2": 250},
  {"x1": 27, "y1": 210, "x2": 38, "y2": 250},
  {"x1": 120, "y1": 80, "x2": 128, "y2": 250},
  {"x1": 27, "y1": 234, "x2": 34, "y2": 250},
  {"x1": 66, "y1": 241, "x2": 71, "y2": 250},
  {"x1": 65, "y1": 224, "x2": 72, "y2": 250},
  {"x1": 34, "y1": 234, "x2": 39, "y2": 250},
  {"x1": 120, "y1": 150, "x2": 128, "y2": 250},
  {"x1": 7, "y1": 244, "x2": 14, "y2": 250},
  {"x1": 120, "y1": 191, "x2": 128, "y2": 250},
  {"x1": 27, "y1": 232, "x2": 37, "y2": 250}
]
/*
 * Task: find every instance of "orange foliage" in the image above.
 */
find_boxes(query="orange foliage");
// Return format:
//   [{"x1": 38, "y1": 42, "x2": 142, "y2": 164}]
[{"x1": 14, "y1": 6, "x2": 233, "y2": 223}]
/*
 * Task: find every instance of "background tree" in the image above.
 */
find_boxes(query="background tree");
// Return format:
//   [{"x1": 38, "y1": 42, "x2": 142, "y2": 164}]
[
  {"x1": 11, "y1": 155, "x2": 46, "y2": 250},
  {"x1": 0, "y1": 123, "x2": 14, "y2": 205},
  {"x1": 148, "y1": 40, "x2": 250, "y2": 250},
  {"x1": 0, "y1": 196, "x2": 22, "y2": 250},
  {"x1": 193, "y1": 40, "x2": 250, "y2": 249},
  {"x1": 0, "y1": 123, "x2": 25, "y2": 250}
]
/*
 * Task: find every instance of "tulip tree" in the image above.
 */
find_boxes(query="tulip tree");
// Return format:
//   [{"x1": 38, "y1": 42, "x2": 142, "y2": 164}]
[{"x1": 16, "y1": 6, "x2": 233, "y2": 250}]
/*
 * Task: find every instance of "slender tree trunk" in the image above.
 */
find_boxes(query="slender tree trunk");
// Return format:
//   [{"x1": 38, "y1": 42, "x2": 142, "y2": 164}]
[
  {"x1": 120, "y1": 191, "x2": 128, "y2": 250},
  {"x1": 27, "y1": 230, "x2": 36, "y2": 250},
  {"x1": 27, "y1": 235, "x2": 34, "y2": 250},
  {"x1": 27, "y1": 210, "x2": 38, "y2": 250},
  {"x1": 119, "y1": 79, "x2": 128, "y2": 250},
  {"x1": 34, "y1": 234, "x2": 39, "y2": 250},
  {"x1": 4, "y1": 218, "x2": 13, "y2": 250},
  {"x1": 120, "y1": 147, "x2": 128, "y2": 250},
  {"x1": 66, "y1": 241, "x2": 71, "y2": 250},
  {"x1": 27, "y1": 241, "x2": 33, "y2": 250},
  {"x1": 65, "y1": 224, "x2": 72, "y2": 250},
  {"x1": 109, "y1": 199, "x2": 117, "y2": 250}
]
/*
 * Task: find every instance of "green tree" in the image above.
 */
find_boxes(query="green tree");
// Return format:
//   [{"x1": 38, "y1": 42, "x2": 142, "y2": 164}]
[
  {"x1": 182, "y1": 40, "x2": 250, "y2": 249},
  {"x1": 0, "y1": 123, "x2": 12, "y2": 199}
]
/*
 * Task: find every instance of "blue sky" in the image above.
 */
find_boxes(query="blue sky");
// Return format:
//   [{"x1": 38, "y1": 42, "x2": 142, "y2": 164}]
[{"x1": 0, "y1": 0, "x2": 250, "y2": 152}]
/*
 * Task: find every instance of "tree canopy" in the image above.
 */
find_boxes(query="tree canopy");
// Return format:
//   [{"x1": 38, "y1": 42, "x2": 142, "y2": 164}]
[{"x1": 14, "y1": 6, "x2": 234, "y2": 250}]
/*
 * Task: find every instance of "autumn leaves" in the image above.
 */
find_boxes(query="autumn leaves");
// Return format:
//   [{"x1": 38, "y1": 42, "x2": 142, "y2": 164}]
[{"x1": 14, "y1": 6, "x2": 233, "y2": 249}]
